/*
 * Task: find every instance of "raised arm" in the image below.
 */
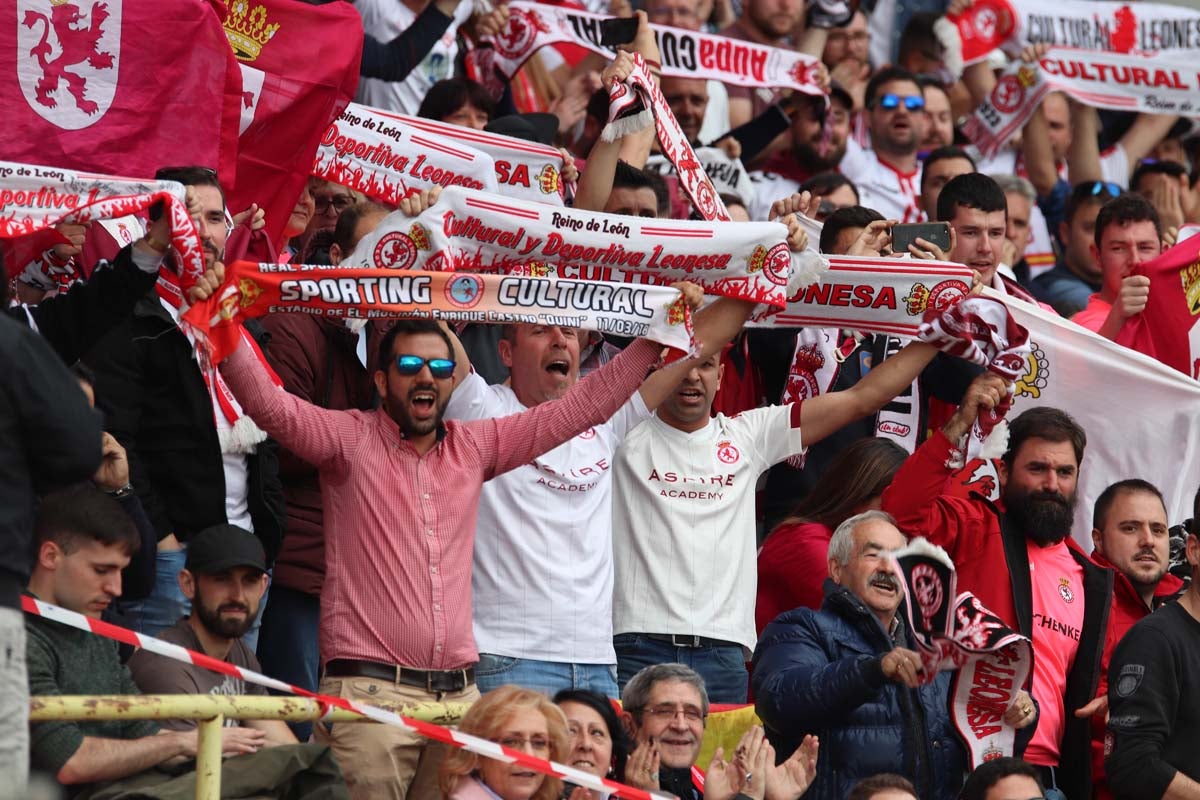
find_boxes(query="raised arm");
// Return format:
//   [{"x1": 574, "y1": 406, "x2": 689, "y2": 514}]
[
  {"x1": 219, "y1": 334, "x2": 359, "y2": 470},
  {"x1": 798, "y1": 341, "x2": 938, "y2": 446}
]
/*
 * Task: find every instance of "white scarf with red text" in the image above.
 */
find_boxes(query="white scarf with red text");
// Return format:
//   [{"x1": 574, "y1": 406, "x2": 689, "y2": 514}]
[
  {"x1": 477, "y1": 2, "x2": 826, "y2": 96},
  {"x1": 313, "y1": 102, "x2": 575, "y2": 207},
  {"x1": 601, "y1": 54, "x2": 731, "y2": 222}
]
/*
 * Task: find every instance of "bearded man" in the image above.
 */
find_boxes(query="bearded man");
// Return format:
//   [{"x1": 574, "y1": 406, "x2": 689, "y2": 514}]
[{"x1": 882, "y1": 372, "x2": 1113, "y2": 800}]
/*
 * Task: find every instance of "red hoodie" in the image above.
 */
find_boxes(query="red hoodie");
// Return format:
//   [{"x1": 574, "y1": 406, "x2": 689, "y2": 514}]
[{"x1": 1087, "y1": 551, "x2": 1184, "y2": 800}]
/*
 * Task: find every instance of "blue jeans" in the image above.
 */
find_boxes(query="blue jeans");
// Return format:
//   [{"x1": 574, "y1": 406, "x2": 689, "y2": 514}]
[
  {"x1": 476, "y1": 654, "x2": 619, "y2": 698},
  {"x1": 613, "y1": 633, "x2": 749, "y2": 704},
  {"x1": 119, "y1": 546, "x2": 268, "y2": 651},
  {"x1": 256, "y1": 585, "x2": 321, "y2": 741}
]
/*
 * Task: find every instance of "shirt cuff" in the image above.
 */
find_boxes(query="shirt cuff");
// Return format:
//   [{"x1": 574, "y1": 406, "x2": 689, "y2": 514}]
[{"x1": 130, "y1": 246, "x2": 164, "y2": 274}]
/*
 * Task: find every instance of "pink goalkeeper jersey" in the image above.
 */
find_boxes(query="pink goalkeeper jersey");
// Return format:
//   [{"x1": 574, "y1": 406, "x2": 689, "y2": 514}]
[{"x1": 1024, "y1": 539, "x2": 1086, "y2": 765}]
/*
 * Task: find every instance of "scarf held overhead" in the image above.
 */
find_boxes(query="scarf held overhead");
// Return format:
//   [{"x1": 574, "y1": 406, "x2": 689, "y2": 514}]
[
  {"x1": 343, "y1": 187, "x2": 815, "y2": 307},
  {"x1": 479, "y1": 1, "x2": 826, "y2": 96},
  {"x1": 183, "y1": 262, "x2": 696, "y2": 363},
  {"x1": 0, "y1": 161, "x2": 204, "y2": 286}
]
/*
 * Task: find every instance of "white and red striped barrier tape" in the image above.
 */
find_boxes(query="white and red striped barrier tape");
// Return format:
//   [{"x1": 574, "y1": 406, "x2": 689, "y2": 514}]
[{"x1": 20, "y1": 595, "x2": 672, "y2": 800}]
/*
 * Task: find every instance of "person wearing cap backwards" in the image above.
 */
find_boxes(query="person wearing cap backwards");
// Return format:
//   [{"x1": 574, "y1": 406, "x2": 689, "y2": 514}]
[{"x1": 128, "y1": 524, "x2": 295, "y2": 747}]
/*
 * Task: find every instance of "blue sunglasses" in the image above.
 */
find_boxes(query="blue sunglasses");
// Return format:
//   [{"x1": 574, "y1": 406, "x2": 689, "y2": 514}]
[
  {"x1": 1089, "y1": 181, "x2": 1121, "y2": 198},
  {"x1": 876, "y1": 93, "x2": 925, "y2": 111},
  {"x1": 395, "y1": 354, "x2": 455, "y2": 378}
]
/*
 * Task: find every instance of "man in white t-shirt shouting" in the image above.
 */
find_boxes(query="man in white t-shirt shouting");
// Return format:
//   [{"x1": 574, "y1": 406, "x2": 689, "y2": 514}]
[
  {"x1": 840, "y1": 67, "x2": 927, "y2": 224},
  {"x1": 610, "y1": 325, "x2": 947, "y2": 702},
  {"x1": 442, "y1": 208, "x2": 813, "y2": 697}
]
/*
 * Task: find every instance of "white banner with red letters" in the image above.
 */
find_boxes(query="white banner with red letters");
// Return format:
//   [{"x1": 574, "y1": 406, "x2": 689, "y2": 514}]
[
  {"x1": 478, "y1": 1, "x2": 825, "y2": 96},
  {"x1": 948, "y1": 0, "x2": 1200, "y2": 65},
  {"x1": 347, "y1": 186, "x2": 816, "y2": 308},
  {"x1": 313, "y1": 105, "x2": 499, "y2": 206},
  {"x1": 358, "y1": 106, "x2": 574, "y2": 205},
  {"x1": 0, "y1": 161, "x2": 204, "y2": 285},
  {"x1": 1038, "y1": 47, "x2": 1200, "y2": 114},
  {"x1": 747, "y1": 255, "x2": 975, "y2": 337}
]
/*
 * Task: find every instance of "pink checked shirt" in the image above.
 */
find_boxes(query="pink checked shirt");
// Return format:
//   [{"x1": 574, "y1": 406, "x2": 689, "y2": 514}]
[{"x1": 221, "y1": 338, "x2": 660, "y2": 670}]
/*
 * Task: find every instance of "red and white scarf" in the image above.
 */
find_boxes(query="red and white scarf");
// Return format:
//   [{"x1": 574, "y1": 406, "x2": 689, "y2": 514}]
[
  {"x1": 601, "y1": 53, "x2": 731, "y2": 222},
  {"x1": 477, "y1": 2, "x2": 826, "y2": 97},
  {"x1": 889, "y1": 539, "x2": 1032, "y2": 767},
  {"x1": 0, "y1": 162, "x2": 205, "y2": 288},
  {"x1": 156, "y1": 268, "x2": 277, "y2": 454},
  {"x1": 917, "y1": 295, "x2": 1031, "y2": 465},
  {"x1": 313, "y1": 102, "x2": 575, "y2": 207}
]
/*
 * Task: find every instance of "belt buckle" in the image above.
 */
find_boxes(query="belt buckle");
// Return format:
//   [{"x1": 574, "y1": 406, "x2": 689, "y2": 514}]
[
  {"x1": 425, "y1": 670, "x2": 436, "y2": 693},
  {"x1": 672, "y1": 634, "x2": 701, "y2": 648}
]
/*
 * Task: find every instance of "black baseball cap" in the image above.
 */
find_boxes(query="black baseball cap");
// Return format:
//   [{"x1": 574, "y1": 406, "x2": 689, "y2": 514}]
[
  {"x1": 485, "y1": 113, "x2": 560, "y2": 146},
  {"x1": 185, "y1": 524, "x2": 266, "y2": 575}
]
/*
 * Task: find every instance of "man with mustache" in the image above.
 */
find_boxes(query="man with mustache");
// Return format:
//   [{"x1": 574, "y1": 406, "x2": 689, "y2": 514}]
[
  {"x1": 882, "y1": 373, "x2": 1114, "y2": 800},
  {"x1": 1083, "y1": 480, "x2": 1183, "y2": 800},
  {"x1": 128, "y1": 524, "x2": 295, "y2": 747},
  {"x1": 753, "y1": 511, "x2": 986, "y2": 800}
]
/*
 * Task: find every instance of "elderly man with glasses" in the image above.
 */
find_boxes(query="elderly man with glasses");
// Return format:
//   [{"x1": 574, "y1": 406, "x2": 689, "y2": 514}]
[{"x1": 620, "y1": 663, "x2": 818, "y2": 800}]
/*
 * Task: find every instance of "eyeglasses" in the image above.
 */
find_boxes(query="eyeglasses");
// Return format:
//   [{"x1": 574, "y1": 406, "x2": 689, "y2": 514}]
[
  {"x1": 875, "y1": 93, "x2": 925, "y2": 112},
  {"x1": 394, "y1": 355, "x2": 456, "y2": 379},
  {"x1": 498, "y1": 735, "x2": 551, "y2": 753},
  {"x1": 315, "y1": 195, "x2": 355, "y2": 214},
  {"x1": 639, "y1": 704, "x2": 705, "y2": 723},
  {"x1": 1087, "y1": 181, "x2": 1121, "y2": 198}
]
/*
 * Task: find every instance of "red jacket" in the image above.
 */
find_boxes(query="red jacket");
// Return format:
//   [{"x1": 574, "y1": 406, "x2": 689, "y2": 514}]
[
  {"x1": 882, "y1": 430, "x2": 1113, "y2": 800},
  {"x1": 1088, "y1": 551, "x2": 1185, "y2": 800},
  {"x1": 755, "y1": 520, "x2": 833, "y2": 635}
]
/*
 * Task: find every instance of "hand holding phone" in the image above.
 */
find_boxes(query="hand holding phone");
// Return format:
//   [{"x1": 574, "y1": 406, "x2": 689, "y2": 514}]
[
  {"x1": 891, "y1": 222, "x2": 951, "y2": 258},
  {"x1": 599, "y1": 17, "x2": 639, "y2": 47}
]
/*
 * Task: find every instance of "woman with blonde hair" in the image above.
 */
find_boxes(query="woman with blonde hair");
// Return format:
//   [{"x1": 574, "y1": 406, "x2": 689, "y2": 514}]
[{"x1": 441, "y1": 685, "x2": 571, "y2": 800}]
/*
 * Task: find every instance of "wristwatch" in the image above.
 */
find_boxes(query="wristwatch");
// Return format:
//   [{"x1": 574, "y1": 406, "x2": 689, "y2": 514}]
[{"x1": 106, "y1": 483, "x2": 135, "y2": 499}]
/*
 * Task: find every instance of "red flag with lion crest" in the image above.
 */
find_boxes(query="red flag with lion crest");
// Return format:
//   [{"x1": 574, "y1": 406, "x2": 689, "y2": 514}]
[{"x1": 4, "y1": 0, "x2": 242, "y2": 181}]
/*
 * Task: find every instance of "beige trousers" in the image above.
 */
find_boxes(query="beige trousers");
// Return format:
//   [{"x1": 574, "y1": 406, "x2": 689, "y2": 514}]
[{"x1": 315, "y1": 675, "x2": 480, "y2": 800}]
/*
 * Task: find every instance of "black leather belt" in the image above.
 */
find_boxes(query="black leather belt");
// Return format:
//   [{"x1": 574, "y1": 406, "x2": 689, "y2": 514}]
[
  {"x1": 643, "y1": 633, "x2": 741, "y2": 649},
  {"x1": 324, "y1": 658, "x2": 475, "y2": 692}
]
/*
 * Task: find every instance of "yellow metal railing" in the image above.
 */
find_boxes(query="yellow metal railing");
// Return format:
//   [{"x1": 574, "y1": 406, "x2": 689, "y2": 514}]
[{"x1": 29, "y1": 695, "x2": 470, "y2": 799}]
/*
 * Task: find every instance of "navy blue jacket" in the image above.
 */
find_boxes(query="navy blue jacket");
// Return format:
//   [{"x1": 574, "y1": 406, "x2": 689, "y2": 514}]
[{"x1": 752, "y1": 581, "x2": 966, "y2": 800}]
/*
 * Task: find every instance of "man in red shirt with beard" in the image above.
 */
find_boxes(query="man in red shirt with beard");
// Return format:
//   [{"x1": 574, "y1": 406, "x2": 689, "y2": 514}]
[{"x1": 882, "y1": 372, "x2": 1113, "y2": 800}]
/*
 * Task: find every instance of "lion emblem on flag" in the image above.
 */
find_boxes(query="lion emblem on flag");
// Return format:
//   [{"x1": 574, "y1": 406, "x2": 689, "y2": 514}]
[{"x1": 19, "y1": 0, "x2": 120, "y2": 129}]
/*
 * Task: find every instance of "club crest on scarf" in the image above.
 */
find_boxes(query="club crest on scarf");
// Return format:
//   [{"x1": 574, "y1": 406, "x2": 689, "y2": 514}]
[
  {"x1": 18, "y1": 0, "x2": 120, "y2": 130},
  {"x1": 888, "y1": 539, "x2": 1032, "y2": 766},
  {"x1": 904, "y1": 279, "x2": 971, "y2": 316}
]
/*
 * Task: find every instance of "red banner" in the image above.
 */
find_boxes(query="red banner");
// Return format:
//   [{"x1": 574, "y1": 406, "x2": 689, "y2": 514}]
[
  {"x1": 225, "y1": 0, "x2": 361, "y2": 246},
  {"x1": 5, "y1": 0, "x2": 241, "y2": 181},
  {"x1": 1116, "y1": 234, "x2": 1200, "y2": 379}
]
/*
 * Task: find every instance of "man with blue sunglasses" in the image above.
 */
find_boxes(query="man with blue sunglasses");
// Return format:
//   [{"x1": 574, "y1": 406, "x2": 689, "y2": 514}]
[
  {"x1": 840, "y1": 67, "x2": 927, "y2": 224},
  {"x1": 215, "y1": 187, "x2": 811, "y2": 799}
]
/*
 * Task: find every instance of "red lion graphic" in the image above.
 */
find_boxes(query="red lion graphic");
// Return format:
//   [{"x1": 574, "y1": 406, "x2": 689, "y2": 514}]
[{"x1": 23, "y1": 2, "x2": 114, "y2": 115}]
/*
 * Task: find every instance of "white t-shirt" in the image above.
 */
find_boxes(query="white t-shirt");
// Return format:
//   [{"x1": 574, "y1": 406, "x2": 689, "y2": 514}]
[
  {"x1": 353, "y1": 0, "x2": 475, "y2": 115},
  {"x1": 840, "y1": 139, "x2": 923, "y2": 222},
  {"x1": 446, "y1": 371, "x2": 650, "y2": 663},
  {"x1": 976, "y1": 144, "x2": 1130, "y2": 189},
  {"x1": 611, "y1": 406, "x2": 804, "y2": 652},
  {"x1": 698, "y1": 80, "x2": 730, "y2": 146},
  {"x1": 749, "y1": 171, "x2": 802, "y2": 223}
]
